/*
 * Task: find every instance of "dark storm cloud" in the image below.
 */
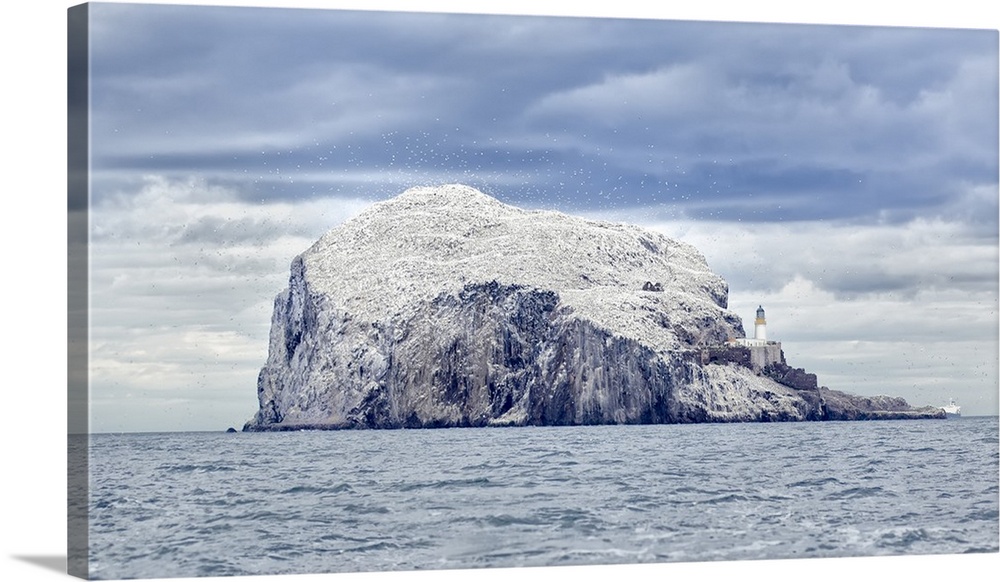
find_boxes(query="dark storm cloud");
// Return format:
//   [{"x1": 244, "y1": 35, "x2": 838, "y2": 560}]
[{"x1": 88, "y1": 4, "x2": 997, "y2": 224}]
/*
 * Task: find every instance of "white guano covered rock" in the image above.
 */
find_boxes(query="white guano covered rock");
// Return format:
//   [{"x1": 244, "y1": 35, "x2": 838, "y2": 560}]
[{"x1": 244, "y1": 184, "x2": 868, "y2": 431}]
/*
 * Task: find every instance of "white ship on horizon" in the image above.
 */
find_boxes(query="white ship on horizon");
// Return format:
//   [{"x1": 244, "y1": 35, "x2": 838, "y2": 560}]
[{"x1": 941, "y1": 398, "x2": 961, "y2": 418}]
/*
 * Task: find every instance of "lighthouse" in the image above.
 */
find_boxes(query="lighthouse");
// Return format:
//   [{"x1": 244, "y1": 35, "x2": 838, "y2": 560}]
[
  {"x1": 722, "y1": 306, "x2": 780, "y2": 370},
  {"x1": 754, "y1": 305, "x2": 767, "y2": 341}
]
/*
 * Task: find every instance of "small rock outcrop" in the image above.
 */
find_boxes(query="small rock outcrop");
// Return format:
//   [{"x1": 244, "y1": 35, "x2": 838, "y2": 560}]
[{"x1": 244, "y1": 185, "x2": 942, "y2": 431}]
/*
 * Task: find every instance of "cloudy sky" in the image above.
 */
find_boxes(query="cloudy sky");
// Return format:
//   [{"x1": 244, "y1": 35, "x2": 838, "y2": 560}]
[{"x1": 77, "y1": 1, "x2": 998, "y2": 433}]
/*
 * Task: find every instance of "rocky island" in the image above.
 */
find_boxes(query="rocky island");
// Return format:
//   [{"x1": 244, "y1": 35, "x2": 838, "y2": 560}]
[{"x1": 244, "y1": 184, "x2": 943, "y2": 431}]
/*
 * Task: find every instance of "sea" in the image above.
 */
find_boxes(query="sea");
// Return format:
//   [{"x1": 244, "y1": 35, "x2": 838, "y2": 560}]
[{"x1": 81, "y1": 417, "x2": 999, "y2": 580}]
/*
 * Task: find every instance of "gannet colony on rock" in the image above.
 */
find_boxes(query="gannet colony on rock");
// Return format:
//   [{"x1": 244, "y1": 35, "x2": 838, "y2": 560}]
[{"x1": 244, "y1": 184, "x2": 943, "y2": 431}]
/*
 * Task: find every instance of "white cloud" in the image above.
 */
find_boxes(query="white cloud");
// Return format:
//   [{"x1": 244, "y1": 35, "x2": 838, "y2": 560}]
[
  {"x1": 912, "y1": 53, "x2": 999, "y2": 162},
  {"x1": 639, "y1": 214, "x2": 998, "y2": 299},
  {"x1": 527, "y1": 63, "x2": 718, "y2": 124},
  {"x1": 88, "y1": 175, "x2": 373, "y2": 432}
]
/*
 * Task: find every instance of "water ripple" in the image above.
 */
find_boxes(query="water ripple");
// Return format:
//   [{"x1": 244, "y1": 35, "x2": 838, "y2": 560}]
[{"x1": 85, "y1": 418, "x2": 999, "y2": 579}]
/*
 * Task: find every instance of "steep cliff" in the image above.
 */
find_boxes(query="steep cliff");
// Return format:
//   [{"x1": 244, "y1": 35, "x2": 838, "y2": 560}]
[{"x1": 244, "y1": 184, "x2": 941, "y2": 430}]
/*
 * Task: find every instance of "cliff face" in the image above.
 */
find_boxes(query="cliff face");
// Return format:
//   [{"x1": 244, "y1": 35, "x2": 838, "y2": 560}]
[{"x1": 244, "y1": 184, "x2": 942, "y2": 431}]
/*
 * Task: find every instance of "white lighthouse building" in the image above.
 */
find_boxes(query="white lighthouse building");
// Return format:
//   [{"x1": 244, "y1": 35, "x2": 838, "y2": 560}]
[
  {"x1": 753, "y1": 305, "x2": 767, "y2": 341},
  {"x1": 716, "y1": 305, "x2": 781, "y2": 371},
  {"x1": 729, "y1": 305, "x2": 772, "y2": 347}
]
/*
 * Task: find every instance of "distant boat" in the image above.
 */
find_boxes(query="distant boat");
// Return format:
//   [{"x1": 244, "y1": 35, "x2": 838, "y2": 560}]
[{"x1": 940, "y1": 398, "x2": 961, "y2": 418}]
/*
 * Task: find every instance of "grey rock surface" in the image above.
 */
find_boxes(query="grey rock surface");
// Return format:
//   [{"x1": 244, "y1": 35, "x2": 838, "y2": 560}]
[{"x1": 244, "y1": 185, "x2": 942, "y2": 430}]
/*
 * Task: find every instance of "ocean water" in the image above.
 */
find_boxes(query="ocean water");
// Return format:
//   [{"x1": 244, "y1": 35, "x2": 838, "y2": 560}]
[{"x1": 84, "y1": 417, "x2": 999, "y2": 579}]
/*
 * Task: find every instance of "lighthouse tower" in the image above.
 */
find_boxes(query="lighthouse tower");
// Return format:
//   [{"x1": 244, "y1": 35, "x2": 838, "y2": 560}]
[{"x1": 754, "y1": 305, "x2": 767, "y2": 341}]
